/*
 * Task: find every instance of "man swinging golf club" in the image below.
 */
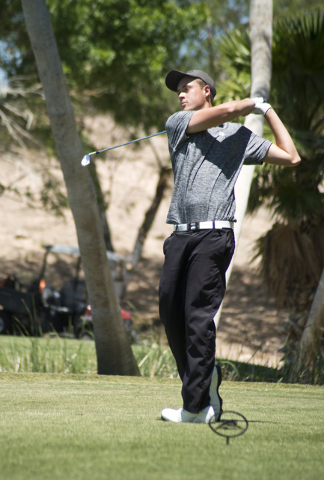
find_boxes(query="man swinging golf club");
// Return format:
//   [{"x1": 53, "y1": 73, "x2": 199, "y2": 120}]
[{"x1": 159, "y1": 69, "x2": 300, "y2": 423}]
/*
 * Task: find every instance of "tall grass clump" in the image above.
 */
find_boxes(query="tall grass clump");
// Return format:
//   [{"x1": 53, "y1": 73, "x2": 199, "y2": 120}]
[
  {"x1": 0, "y1": 334, "x2": 285, "y2": 381},
  {"x1": 133, "y1": 342, "x2": 178, "y2": 378},
  {"x1": 0, "y1": 336, "x2": 181, "y2": 378},
  {"x1": 2, "y1": 331, "x2": 322, "y2": 384},
  {"x1": 280, "y1": 341, "x2": 324, "y2": 385},
  {"x1": 0, "y1": 335, "x2": 97, "y2": 374}
]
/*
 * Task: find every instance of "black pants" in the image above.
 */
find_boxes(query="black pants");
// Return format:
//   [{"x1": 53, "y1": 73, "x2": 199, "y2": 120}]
[{"x1": 159, "y1": 228, "x2": 235, "y2": 413}]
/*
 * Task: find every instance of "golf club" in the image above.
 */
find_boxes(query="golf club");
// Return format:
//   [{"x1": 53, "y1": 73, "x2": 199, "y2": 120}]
[{"x1": 81, "y1": 130, "x2": 167, "y2": 166}]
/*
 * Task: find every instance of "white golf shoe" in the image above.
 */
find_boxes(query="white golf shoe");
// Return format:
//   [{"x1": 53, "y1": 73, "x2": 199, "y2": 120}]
[
  {"x1": 209, "y1": 364, "x2": 223, "y2": 420},
  {"x1": 161, "y1": 405, "x2": 215, "y2": 424}
]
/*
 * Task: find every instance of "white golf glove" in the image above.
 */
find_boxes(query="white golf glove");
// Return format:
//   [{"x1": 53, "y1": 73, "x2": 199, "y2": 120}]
[
  {"x1": 252, "y1": 97, "x2": 265, "y2": 104},
  {"x1": 253, "y1": 102, "x2": 272, "y2": 115}
]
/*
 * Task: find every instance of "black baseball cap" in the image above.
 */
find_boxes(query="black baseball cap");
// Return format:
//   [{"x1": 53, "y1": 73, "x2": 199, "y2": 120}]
[{"x1": 165, "y1": 69, "x2": 216, "y2": 99}]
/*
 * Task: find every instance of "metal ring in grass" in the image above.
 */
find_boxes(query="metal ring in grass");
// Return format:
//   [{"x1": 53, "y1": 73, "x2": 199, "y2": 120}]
[{"x1": 208, "y1": 411, "x2": 249, "y2": 445}]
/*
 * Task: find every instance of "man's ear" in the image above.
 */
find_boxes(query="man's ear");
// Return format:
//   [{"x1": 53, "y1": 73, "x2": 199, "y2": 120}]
[{"x1": 204, "y1": 85, "x2": 211, "y2": 101}]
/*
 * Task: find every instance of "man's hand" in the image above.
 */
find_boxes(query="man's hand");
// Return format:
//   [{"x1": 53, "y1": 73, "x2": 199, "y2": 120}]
[
  {"x1": 253, "y1": 102, "x2": 272, "y2": 115},
  {"x1": 251, "y1": 97, "x2": 265, "y2": 105}
]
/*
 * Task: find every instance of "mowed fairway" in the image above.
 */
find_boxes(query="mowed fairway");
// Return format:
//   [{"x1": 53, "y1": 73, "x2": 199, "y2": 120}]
[{"x1": 0, "y1": 374, "x2": 323, "y2": 480}]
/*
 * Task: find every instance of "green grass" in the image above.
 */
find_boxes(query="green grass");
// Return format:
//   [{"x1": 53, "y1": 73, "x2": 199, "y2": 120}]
[
  {"x1": 0, "y1": 335, "x2": 282, "y2": 381},
  {"x1": 0, "y1": 335, "x2": 98, "y2": 374},
  {"x1": 0, "y1": 335, "x2": 180, "y2": 377},
  {"x1": 0, "y1": 373, "x2": 323, "y2": 480}
]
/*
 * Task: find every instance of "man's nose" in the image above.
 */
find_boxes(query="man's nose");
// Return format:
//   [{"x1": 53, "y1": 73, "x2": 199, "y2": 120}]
[{"x1": 178, "y1": 91, "x2": 185, "y2": 98}]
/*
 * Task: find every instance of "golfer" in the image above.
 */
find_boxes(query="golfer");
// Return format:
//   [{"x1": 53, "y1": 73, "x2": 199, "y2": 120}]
[{"x1": 159, "y1": 69, "x2": 300, "y2": 423}]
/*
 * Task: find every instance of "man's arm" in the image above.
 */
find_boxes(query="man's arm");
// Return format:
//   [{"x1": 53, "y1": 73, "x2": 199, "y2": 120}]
[
  {"x1": 186, "y1": 99, "x2": 256, "y2": 134},
  {"x1": 263, "y1": 109, "x2": 301, "y2": 167}
]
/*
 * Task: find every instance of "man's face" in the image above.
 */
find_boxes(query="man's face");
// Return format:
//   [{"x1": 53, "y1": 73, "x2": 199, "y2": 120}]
[{"x1": 177, "y1": 76, "x2": 209, "y2": 111}]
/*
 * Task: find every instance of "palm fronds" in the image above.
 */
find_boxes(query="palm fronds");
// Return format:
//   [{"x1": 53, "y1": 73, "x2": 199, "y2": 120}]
[
  {"x1": 0, "y1": 77, "x2": 43, "y2": 147},
  {"x1": 254, "y1": 220, "x2": 324, "y2": 309}
]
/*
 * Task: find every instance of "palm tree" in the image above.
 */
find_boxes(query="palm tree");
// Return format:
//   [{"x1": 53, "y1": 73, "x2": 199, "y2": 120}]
[
  {"x1": 214, "y1": 0, "x2": 273, "y2": 328},
  {"x1": 299, "y1": 268, "x2": 324, "y2": 364},
  {"x1": 21, "y1": 0, "x2": 140, "y2": 376},
  {"x1": 217, "y1": 10, "x2": 324, "y2": 381}
]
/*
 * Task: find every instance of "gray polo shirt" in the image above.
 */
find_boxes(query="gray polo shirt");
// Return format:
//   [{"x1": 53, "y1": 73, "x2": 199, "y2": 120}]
[{"x1": 165, "y1": 110, "x2": 272, "y2": 224}]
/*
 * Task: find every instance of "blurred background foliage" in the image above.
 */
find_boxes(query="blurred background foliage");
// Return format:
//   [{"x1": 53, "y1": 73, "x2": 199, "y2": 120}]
[
  {"x1": 1, "y1": 0, "x2": 205, "y2": 133},
  {"x1": 1, "y1": 0, "x2": 324, "y2": 136},
  {"x1": 215, "y1": 10, "x2": 324, "y2": 225}
]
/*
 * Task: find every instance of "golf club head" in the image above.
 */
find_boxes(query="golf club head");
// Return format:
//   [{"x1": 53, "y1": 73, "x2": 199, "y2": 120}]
[{"x1": 81, "y1": 154, "x2": 91, "y2": 166}]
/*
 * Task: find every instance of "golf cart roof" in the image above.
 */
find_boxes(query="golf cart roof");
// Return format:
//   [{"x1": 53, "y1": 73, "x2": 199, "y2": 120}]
[{"x1": 43, "y1": 244, "x2": 128, "y2": 262}]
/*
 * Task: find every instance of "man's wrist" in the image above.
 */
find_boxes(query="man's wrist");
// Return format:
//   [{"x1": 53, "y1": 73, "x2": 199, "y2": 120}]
[{"x1": 253, "y1": 102, "x2": 272, "y2": 116}]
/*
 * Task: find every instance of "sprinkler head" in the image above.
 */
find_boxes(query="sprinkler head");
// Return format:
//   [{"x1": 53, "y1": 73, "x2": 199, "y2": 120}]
[{"x1": 81, "y1": 154, "x2": 91, "y2": 166}]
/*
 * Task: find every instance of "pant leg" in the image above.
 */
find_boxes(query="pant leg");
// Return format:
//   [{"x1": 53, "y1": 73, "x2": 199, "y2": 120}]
[
  {"x1": 159, "y1": 232, "x2": 191, "y2": 380},
  {"x1": 182, "y1": 228, "x2": 235, "y2": 413}
]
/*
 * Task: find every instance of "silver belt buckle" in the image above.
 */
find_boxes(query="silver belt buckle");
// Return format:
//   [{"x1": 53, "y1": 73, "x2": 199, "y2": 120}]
[{"x1": 189, "y1": 222, "x2": 199, "y2": 231}]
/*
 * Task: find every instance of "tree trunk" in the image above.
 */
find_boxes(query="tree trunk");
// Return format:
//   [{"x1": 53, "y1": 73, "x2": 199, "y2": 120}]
[
  {"x1": 131, "y1": 165, "x2": 171, "y2": 267},
  {"x1": 88, "y1": 162, "x2": 114, "y2": 252},
  {"x1": 21, "y1": 0, "x2": 139, "y2": 375},
  {"x1": 214, "y1": 0, "x2": 273, "y2": 328},
  {"x1": 299, "y1": 268, "x2": 324, "y2": 358}
]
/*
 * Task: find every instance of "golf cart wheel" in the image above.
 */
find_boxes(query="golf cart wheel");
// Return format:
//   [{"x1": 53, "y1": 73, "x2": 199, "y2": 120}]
[{"x1": 0, "y1": 310, "x2": 12, "y2": 335}]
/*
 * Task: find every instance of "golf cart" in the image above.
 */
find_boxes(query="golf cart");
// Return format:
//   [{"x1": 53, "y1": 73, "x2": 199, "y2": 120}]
[{"x1": 0, "y1": 244, "x2": 135, "y2": 341}]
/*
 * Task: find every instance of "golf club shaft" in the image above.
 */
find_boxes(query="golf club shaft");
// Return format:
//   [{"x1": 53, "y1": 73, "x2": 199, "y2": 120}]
[{"x1": 91, "y1": 130, "x2": 167, "y2": 155}]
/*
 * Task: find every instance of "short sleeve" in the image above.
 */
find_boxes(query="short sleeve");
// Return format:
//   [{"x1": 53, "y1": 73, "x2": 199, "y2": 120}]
[
  {"x1": 165, "y1": 111, "x2": 195, "y2": 152},
  {"x1": 244, "y1": 130, "x2": 272, "y2": 165}
]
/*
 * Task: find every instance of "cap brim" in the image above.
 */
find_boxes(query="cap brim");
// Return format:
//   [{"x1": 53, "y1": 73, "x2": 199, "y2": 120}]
[{"x1": 165, "y1": 70, "x2": 196, "y2": 92}]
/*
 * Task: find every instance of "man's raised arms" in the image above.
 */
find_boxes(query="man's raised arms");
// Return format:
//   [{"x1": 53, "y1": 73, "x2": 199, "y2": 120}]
[
  {"x1": 186, "y1": 98, "x2": 301, "y2": 168},
  {"x1": 263, "y1": 108, "x2": 301, "y2": 167},
  {"x1": 186, "y1": 99, "x2": 256, "y2": 134}
]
